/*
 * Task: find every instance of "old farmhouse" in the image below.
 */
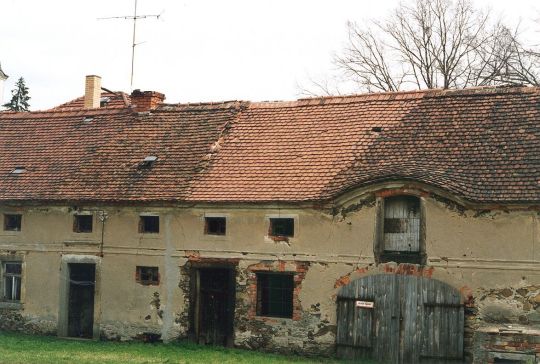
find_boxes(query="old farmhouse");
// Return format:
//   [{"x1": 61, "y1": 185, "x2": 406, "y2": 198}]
[{"x1": 0, "y1": 75, "x2": 539, "y2": 363}]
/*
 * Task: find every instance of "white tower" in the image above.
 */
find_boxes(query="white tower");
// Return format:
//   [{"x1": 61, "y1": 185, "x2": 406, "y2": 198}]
[{"x1": 0, "y1": 62, "x2": 8, "y2": 107}]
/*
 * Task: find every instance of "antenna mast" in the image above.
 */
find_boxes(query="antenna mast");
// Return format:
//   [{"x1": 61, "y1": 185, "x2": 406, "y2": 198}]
[{"x1": 98, "y1": 0, "x2": 161, "y2": 89}]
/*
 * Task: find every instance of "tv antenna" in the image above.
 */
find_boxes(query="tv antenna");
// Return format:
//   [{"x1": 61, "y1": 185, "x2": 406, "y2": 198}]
[{"x1": 98, "y1": 0, "x2": 162, "y2": 89}]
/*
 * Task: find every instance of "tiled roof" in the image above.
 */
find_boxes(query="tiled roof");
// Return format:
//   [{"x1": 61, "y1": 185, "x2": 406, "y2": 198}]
[
  {"x1": 0, "y1": 103, "x2": 241, "y2": 202},
  {"x1": 51, "y1": 91, "x2": 131, "y2": 110},
  {"x1": 0, "y1": 87, "x2": 538, "y2": 205}
]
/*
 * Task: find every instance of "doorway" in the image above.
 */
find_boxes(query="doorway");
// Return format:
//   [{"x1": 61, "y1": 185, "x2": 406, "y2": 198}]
[
  {"x1": 191, "y1": 267, "x2": 235, "y2": 346},
  {"x1": 67, "y1": 263, "x2": 96, "y2": 338},
  {"x1": 336, "y1": 274, "x2": 464, "y2": 363}
]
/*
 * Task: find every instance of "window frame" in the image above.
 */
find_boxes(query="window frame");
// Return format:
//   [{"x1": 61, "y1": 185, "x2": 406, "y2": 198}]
[
  {"x1": 135, "y1": 266, "x2": 160, "y2": 285},
  {"x1": 256, "y1": 272, "x2": 294, "y2": 319},
  {"x1": 375, "y1": 195, "x2": 426, "y2": 265},
  {"x1": 3, "y1": 214, "x2": 22, "y2": 232},
  {"x1": 139, "y1": 215, "x2": 160, "y2": 234},
  {"x1": 73, "y1": 214, "x2": 93, "y2": 233},
  {"x1": 268, "y1": 218, "x2": 295, "y2": 238},
  {"x1": 1, "y1": 261, "x2": 22, "y2": 303},
  {"x1": 204, "y1": 216, "x2": 227, "y2": 236}
]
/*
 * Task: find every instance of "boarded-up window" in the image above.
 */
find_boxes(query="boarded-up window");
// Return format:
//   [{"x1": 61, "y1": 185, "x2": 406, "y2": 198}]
[{"x1": 383, "y1": 196, "x2": 420, "y2": 252}]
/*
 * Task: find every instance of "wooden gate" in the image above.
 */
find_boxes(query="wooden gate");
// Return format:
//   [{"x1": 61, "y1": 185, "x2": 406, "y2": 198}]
[{"x1": 336, "y1": 274, "x2": 464, "y2": 363}]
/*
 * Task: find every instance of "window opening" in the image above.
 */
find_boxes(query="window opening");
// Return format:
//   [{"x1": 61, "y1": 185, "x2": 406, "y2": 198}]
[
  {"x1": 10, "y1": 167, "x2": 26, "y2": 174},
  {"x1": 204, "y1": 217, "x2": 226, "y2": 235},
  {"x1": 74, "y1": 214, "x2": 93, "y2": 233},
  {"x1": 139, "y1": 216, "x2": 159, "y2": 233},
  {"x1": 136, "y1": 266, "x2": 159, "y2": 285},
  {"x1": 379, "y1": 195, "x2": 423, "y2": 264},
  {"x1": 256, "y1": 273, "x2": 294, "y2": 318},
  {"x1": 2, "y1": 262, "x2": 22, "y2": 301},
  {"x1": 269, "y1": 218, "x2": 294, "y2": 237},
  {"x1": 139, "y1": 156, "x2": 158, "y2": 169},
  {"x1": 4, "y1": 214, "x2": 22, "y2": 231}
]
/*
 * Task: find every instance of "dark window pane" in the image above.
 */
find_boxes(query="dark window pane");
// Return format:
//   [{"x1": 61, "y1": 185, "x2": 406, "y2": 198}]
[
  {"x1": 5, "y1": 263, "x2": 21, "y2": 275},
  {"x1": 136, "y1": 266, "x2": 159, "y2": 285},
  {"x1": 140, "y1": 216, "x2": 159, "y2": 233},
  {"x1": 205, "y1": 217, "x2": 226, "y2": 235},
  {"x1": 256, "y1": 273, "x2": 293, "y2": 318},
  {"x1": 74, "y1": 215, "x2": 93, "y2": 233},
  {"x1": 3, "y1": 262, "x2": 22, "y2": 301},
  {"x1": 4, "y1": 214, "x2": 21, "y2": 231},
  {"x1": 269, "y1": 218, "x2": 294, "y2": 237}
]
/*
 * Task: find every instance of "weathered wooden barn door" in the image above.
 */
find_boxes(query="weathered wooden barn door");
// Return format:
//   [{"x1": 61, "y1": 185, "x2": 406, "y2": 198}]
[
  {"x1": 336, "y1": 274, "x2": 463, "y2": 363},
  {"x1": 193, "y1": 267, "x2": 236, "y2": 346}
]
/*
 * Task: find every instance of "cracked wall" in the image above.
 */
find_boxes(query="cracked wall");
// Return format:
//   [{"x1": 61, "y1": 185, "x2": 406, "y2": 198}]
[{"x1": 0, "y1": 192, "x2": 538, "y2": 360}]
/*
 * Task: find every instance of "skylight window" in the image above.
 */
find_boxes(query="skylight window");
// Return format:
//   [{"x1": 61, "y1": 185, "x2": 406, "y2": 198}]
[
  {"x1": 139, "y1": 156, "x2": 158, "y2": 169},
  {"x1": 10, "y1": 167, "x2": 26, "y2": 174}
]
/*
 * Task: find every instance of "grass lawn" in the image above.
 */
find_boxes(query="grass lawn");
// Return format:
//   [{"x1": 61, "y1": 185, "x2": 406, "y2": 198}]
[{"x1": 0, "y1": 331, "x2": 343, "y2": 364}]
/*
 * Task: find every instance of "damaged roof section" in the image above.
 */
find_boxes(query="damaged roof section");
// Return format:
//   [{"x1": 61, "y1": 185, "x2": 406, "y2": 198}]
[
  {"x1": 0, "y1": 103, "x2": 243, "y2": 202},
  {"x1": 0, "y1": 86, "x2": 538, "y2": 204}
]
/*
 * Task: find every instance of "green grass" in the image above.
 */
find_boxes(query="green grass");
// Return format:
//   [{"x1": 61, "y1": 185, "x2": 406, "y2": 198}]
[{"x1": 0, "y1": 331, "x2": 341, "y2": 364}]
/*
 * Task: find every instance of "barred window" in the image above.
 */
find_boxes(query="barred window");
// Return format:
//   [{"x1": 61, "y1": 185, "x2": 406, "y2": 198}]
[{"x1": 256, "y1": 273, "x2": 293, "y2": 318}]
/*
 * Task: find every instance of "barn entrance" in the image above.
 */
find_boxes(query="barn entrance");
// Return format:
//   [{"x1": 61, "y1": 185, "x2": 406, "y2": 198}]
[
  {"x1": 191, "y1": 267, "x2": 235, "y2": 346},
  {"x1": 336, "y1": 274, "x2": 464, "y2": 363}
]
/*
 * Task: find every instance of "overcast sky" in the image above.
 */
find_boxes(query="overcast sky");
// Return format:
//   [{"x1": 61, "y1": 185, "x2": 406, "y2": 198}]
[{"x1": 1, "y1": 0, "x2": 538, "y2": 110}]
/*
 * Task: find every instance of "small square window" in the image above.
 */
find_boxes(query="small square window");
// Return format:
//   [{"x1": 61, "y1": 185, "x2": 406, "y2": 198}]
[
  {"x1": 204, "y1": 217, "x2": 226, "y2": 235},
  {"x1": 74, "y1": 215, "x2": 93, "y2": 233},
  {"x1": 2, "y1": 261, "x2": 22, "y2": 302},
  {"x1": 269, "y1": 218, "x2": 294, "y2": 237},
  {"x1": 257, "y1": 273, "x2": 294, "y2": 318},
  {"x1": 139, "y1": 216, "x2": 159, "y2": 234},
  {"x1": 4, "y1": 214, "x2": 22, "y2": 232},
  {"x1": 136, "y1": 266, "x2": 159, "y2": 285}
]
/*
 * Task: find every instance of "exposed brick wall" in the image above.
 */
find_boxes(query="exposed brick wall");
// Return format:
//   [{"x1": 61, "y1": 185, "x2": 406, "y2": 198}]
[
  {"x1": 130, "y1": 90, "x2": 165, "y2": 112},
  {"x1": 244, "y1": 260, "x2": 309, "y2": 321}
]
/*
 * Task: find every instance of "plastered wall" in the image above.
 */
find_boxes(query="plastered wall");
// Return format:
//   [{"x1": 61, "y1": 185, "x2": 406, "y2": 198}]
[{"x1": 0, "y1": 194, "x2": 538, "y2": 357}]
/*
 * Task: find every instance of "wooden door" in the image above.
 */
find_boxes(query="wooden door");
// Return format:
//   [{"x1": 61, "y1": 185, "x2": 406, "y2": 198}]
[
  {"x1": 67, "y1": 263, "x2": 95, "y2": 338},
  {"x1": 195, "y1": 268, "x2": 235, "y2": 346},
  {"x1": 336, "y1": 274, "x2": 464, "y2": 363}
]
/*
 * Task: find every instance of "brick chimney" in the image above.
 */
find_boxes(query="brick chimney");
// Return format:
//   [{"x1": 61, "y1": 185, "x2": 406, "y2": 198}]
[
  {"x1": 84, "y1": 75, "x2": 101, "y2": 108},
  {"x1": 130, "y1": 89, "x2": 165, "y2": 112}
]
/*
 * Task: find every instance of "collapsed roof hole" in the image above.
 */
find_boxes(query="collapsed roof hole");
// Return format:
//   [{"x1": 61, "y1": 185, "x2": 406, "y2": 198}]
[
  {"x1": 371, "y1": 126, "x2": 383, "y2": 133},
  {"x1": 83, "y1": 116, "x2": 94, "y2": 122},
  {"x1": 100, "y1": 97, "x2": 110, "y2": 107}
]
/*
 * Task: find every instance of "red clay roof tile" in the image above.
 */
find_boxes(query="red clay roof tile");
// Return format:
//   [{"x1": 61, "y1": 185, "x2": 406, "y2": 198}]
[{"x1": 0, "y1": 86, "x2": 538, "y2": 204}]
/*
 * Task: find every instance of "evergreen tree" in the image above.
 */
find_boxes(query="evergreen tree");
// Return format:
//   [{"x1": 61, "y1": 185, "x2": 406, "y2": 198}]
[{"x1": 3, "y1": 77, "x2": 30, "y2": 111}]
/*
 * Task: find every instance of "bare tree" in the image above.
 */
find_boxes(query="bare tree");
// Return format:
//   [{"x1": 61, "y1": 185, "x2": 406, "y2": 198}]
[{"x1": 333, "y1": 0, "x2": 540, "y2": 92}]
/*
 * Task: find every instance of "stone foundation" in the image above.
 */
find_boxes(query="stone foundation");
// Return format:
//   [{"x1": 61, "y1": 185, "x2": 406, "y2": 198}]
[{"x1": 0, "y1": 308, "x2": 56, "y2": 335}]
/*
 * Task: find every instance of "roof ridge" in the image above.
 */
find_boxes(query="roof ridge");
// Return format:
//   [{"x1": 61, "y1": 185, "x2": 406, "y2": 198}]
[
  {"x1": 249, "y1": 85, "x2": 540, "y2": 109},
  {"x1": 158, "y1": 100, "x2": 248, "y2": 111}
]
